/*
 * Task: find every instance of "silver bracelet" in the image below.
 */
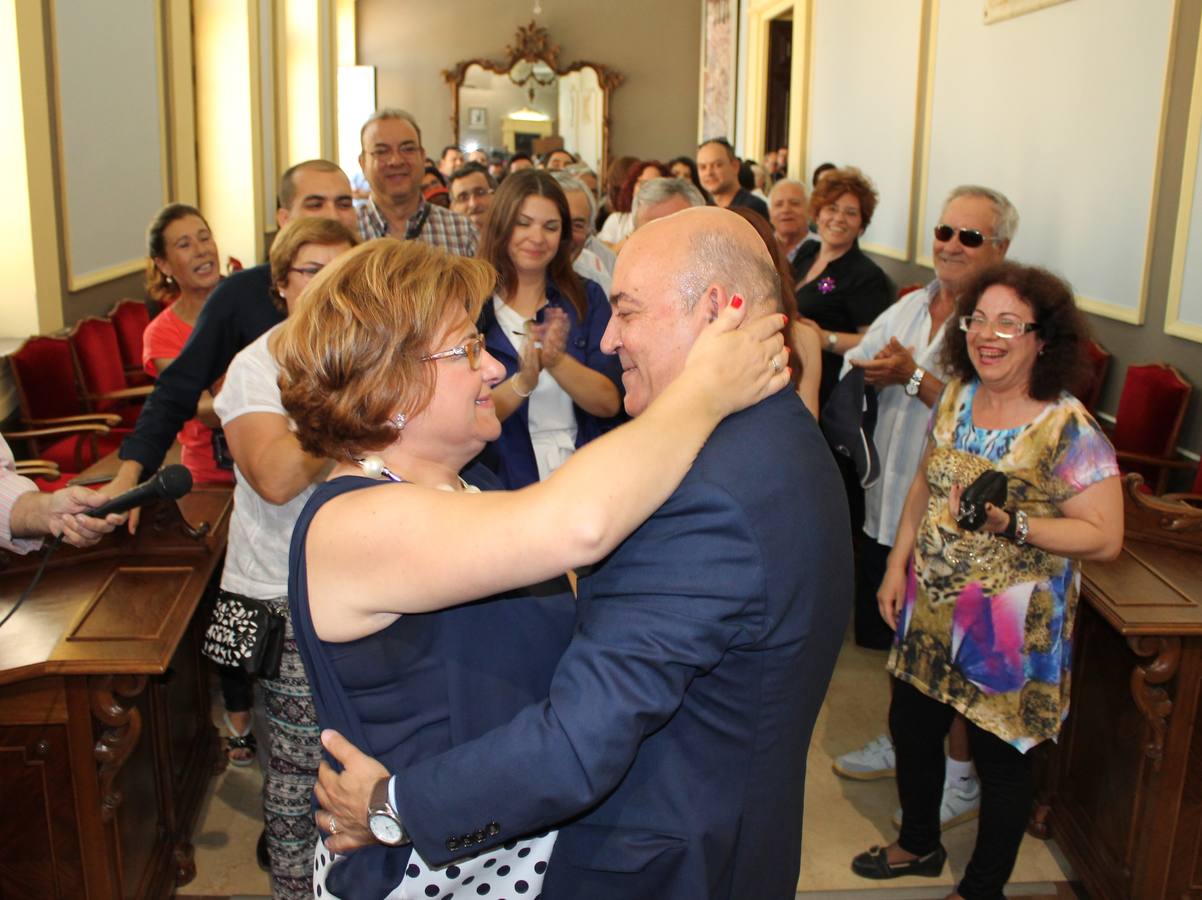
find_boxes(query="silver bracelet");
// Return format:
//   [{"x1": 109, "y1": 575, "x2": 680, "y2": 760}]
[
  {"x1": 1014, "y1": 509, "x2": 1029, "y2": 546},
  {"x1": 510, "y1": 377, "x2": 534, "y2": 398}
]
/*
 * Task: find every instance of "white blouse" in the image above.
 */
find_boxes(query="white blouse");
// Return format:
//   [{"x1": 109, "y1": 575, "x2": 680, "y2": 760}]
[{"x1": 494, "y1": 297, "x2": 578, "y2": 481}]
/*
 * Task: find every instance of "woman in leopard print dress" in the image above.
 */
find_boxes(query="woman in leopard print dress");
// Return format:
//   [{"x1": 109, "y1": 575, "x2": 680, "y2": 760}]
[{"x1": 851, "y1": 263, "x2": 1123, "y2": 900}]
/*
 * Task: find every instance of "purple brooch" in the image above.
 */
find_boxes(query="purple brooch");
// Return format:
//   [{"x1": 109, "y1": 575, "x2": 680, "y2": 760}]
[{"x1": 817, "y1": 276, "x2": 836, "y2": 295}]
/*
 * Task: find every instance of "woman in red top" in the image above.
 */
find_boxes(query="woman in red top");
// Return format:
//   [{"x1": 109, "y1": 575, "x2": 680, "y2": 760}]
[{"x1": 141, "y1": 203, "x2": 233, "y2": 486}]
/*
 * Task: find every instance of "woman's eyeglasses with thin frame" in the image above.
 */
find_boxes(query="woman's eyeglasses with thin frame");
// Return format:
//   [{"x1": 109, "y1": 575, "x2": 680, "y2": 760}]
[
  {"x1": 422, "y1": 335, "x2": 486, "y2": 370},
  {"x1": 959, "y1": 315, "x2": 1037, "y2": 340}
]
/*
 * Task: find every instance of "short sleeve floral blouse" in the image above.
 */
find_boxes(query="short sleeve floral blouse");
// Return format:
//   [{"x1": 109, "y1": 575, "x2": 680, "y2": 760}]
[{"x1": 887, "y1": 378, "x2": 1119, "y2": 752}]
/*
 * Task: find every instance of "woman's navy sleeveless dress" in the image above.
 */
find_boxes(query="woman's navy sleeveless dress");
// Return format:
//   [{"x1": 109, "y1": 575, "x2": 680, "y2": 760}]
[{"x1": 288, "y1": 469, "x2": 574, "y2": 899}]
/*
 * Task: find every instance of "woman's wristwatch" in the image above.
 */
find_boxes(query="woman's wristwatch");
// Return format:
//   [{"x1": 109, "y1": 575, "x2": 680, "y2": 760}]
[{"x1": 1001, "y1": 508, "x2": 1029, "y2": 546}]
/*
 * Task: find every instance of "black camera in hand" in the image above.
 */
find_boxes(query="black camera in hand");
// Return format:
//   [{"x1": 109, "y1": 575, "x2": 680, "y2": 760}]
[{"x1": 956, "y1": 469, "x2": 1007, "y2": 532}]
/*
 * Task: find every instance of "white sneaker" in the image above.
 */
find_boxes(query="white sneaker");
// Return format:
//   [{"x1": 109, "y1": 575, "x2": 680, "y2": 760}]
[
  {"x1": 893, "y1": 777, "x2": 982, "y2": 831},
  {"x1": 833, "y1": 735, "x2": 896, "y2": 780}
]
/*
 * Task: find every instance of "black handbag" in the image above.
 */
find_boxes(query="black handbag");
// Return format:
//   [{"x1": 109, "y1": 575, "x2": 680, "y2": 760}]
[
  {"x1": 956, "y1": 469, "x2": 1008, "y2": 532},
  {"x1": 201, "y1": 590, "x2": 286, "y2": 678}
]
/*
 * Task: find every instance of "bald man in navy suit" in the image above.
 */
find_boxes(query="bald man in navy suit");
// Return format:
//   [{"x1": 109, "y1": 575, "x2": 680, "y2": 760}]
[{"x1": 317, "y1": 206, "x2": 853, "y2": 899}]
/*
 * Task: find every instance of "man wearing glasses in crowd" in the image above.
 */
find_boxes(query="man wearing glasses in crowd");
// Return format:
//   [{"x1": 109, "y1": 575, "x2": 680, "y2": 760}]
[
  {"x1": 357, "y1": 108, "x2": 477, "y2": 256},
  {"x1": 448, "y1": 162, "x2": 496, "y2": 232},
  {"x1": 832, "y1": 186, "x2": 1017, "y2": 831}
]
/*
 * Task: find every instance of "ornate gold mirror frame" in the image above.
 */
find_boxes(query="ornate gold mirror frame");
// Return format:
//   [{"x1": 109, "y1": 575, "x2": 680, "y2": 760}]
[{"x1": 443, "y1": 22, "x2": 623, "y2": 174}]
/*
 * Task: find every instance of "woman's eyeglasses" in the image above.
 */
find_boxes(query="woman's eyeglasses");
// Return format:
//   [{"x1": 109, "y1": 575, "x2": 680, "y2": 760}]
[
  {"x1": 959, "y1": 315, "x2": 1037, "y2": 340},
  {"x1": 934, "y1": 224, "x2": 1005, "y2": 249},
  {"x1": 422, "y1": 336, "x2": 486, "y2": 370}
]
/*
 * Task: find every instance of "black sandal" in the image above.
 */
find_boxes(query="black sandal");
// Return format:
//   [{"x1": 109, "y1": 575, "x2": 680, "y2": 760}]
[
  {"x1": 224, "y1": 712, "x2": 257, "y2": 767},
  {"x1": 851, "y1": 844, "x2": 946, "y2": 879}
]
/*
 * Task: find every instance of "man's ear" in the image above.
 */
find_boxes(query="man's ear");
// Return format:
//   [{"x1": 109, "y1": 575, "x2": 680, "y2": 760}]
[
  {"x1": 275, "y1": 207, "x2": 289, "y2": 230},
  {"x1": 705, "y1": 284, "x2": 733, "y2": 322}
]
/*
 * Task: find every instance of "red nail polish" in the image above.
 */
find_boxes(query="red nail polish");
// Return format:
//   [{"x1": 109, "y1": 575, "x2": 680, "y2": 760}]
[{"x1": 732, "y1": 295, "x2": 743, "y2": 309}]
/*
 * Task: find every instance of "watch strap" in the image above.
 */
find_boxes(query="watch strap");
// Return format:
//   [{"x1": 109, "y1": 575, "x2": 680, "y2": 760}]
[{"x1": 906, "y1": 366, "x2": 925, "y2": 395}]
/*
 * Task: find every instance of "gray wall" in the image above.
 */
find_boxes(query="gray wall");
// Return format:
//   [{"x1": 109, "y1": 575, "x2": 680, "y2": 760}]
[
  {"x1": 870, "y1": 3, "x2": 1202, "y2": 462},
  {"x1": 355, "y1": 0, "x2": 702, "y2": 165}
]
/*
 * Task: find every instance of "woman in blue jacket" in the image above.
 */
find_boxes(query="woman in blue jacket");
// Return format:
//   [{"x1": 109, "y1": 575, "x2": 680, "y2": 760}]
[{"x1": 476, "y1": 168, "x2": 622, "y2": 487}]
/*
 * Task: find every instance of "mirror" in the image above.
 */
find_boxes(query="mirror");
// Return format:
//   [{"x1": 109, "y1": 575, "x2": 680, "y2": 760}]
[{"x1": 444, "y1": 23, "x2": 622, "y2": 175}]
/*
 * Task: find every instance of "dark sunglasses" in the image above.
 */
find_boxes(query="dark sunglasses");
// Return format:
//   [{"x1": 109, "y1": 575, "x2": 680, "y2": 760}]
[{"x1": 934, "y1": 224, "x2": 1004, "y2": 249}]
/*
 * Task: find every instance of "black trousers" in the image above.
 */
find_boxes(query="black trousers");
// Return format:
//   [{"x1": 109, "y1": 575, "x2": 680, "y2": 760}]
[
  {"x1": 854, "y1": 536, "x2": 895, "y2": 649},
  {"x1": 890, "y1": 678, "x2": 1034, "y2": 900},
  {"x1": 218, "y1": 665, "x2": 253, "y2": 713}
]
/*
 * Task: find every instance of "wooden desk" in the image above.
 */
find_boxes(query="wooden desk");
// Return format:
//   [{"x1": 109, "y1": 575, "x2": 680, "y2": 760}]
[
  {"x1": 0, "y1": 489, "x2": 232, "y2": 899},
  {"x1": 1048, "y1": 481, "x2": 1202, "y2": 899}
]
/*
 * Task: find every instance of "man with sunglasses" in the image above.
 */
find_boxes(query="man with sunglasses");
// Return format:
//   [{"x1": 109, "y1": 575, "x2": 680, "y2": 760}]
[{"x1": 833, "y1": 185, "x2": 1016, "y2": 823}]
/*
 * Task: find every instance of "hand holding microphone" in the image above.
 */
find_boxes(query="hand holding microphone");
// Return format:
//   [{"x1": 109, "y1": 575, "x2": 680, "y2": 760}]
[{"x1": 88, "y1": 464, "x2": 194, "y2": 519}]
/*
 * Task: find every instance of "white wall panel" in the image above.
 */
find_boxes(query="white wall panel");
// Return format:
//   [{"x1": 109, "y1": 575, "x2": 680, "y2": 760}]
[
  {"x1": 921, "y1": 0, "x2": 1173, "y2": 321},
  {"x1": 807, "y1": 0, "x2": 923, "y2": 258},
  {"x1": 53, "y1": 0, "x2": 166, "y2": 288}
]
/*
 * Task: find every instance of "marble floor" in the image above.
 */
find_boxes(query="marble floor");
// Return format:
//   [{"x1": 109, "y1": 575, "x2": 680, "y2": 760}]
[{"x1": 177, "y1": 635, "x2": 1077, "y2": 899}]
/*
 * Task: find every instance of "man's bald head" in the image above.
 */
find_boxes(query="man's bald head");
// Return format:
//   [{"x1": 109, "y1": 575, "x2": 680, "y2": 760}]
[
  {"x1": 602, "y1": 207, "x2": 782, "y2": 416},
  {"x1": 632, "y1": 206, "x2": 783, "y2": 315}
]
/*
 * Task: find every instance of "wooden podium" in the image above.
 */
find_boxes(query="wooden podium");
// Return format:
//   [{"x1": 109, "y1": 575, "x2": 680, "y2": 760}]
[
  {"x1": 0, "y1": 488, "x2": 232, "y2": 899},
  {"x1": 1046, "y1": 477, "x2": 1202, "y2": 899}
]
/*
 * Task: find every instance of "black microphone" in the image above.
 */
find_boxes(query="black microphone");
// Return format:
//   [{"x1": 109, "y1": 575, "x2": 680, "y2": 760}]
[{"x1": 89, "y1": 464, "x2": 194, "y2": 519}]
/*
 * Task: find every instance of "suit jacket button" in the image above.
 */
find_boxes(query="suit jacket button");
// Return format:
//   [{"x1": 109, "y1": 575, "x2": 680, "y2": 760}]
[
  {"x1": 475, "y1": 829, "x2": 487, "y2": 842},
  {"x1": 487, "y1": 822, "x2": 501, "y2": 836},
  {"x1": 446, "y1": 837, "x2": 459, "y2": 852},
  {"x1": 462, "y1": 833, "x2": 473, "y2": 847}
]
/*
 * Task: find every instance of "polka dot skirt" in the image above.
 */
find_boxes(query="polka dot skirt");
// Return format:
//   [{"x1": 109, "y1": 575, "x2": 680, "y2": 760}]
[{"x1": 313, "y1": 830, "x2": 556, "y2": 899}]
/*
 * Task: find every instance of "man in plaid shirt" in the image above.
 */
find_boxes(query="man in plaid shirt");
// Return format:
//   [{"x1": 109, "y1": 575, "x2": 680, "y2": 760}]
[{"x1": 357, "y1": 108, "x2": 477, "y2": 257}]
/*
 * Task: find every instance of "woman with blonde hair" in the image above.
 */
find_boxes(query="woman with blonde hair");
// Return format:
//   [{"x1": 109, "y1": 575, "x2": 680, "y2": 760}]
[{"x1": 275, "y1": 238, "x2": 790, "y2": 898}]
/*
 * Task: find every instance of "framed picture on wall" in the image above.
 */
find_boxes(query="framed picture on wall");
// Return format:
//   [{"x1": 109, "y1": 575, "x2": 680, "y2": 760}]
[
  {"x1": 984, "y1": 0, "x2": 1074, "y2": 25},
  {"x1": 468, "y1": 107, "x2": 487, "y2": 129},
  {"x1": 699, "y1": 0, "x2": 737, "y2": 142}
]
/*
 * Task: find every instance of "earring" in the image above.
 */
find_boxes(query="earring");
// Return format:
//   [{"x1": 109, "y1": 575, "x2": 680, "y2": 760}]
[
  {"x1": 391, "y1": 413, "x2": 407, "y2": 430},
  {"x1": 164, "y1": 274, "x2": 175, "y2": 287}
]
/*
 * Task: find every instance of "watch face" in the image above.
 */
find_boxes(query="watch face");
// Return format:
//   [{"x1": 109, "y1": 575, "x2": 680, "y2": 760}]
[{"x1": 369, "y1": 813, "x2": 404, "y2": 844}]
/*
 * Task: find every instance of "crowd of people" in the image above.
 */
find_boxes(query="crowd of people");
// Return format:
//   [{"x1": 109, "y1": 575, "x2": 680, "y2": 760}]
[{"x1": 0, "y1": 104, "x2": 1122, "y2": 900}]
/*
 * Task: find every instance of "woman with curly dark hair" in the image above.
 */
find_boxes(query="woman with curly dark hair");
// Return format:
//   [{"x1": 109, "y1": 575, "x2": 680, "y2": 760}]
[{"x1": 851, "y1": 261, "x2": 1123, "y2": 899}]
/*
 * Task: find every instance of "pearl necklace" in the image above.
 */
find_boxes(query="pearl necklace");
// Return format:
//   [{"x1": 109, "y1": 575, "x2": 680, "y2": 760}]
[{"x1": 355, "y1": 455, "x2": 480, "y2": 493}]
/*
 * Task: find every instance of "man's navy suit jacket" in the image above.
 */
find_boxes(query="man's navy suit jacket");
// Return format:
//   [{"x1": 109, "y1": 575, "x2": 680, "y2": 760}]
[{"x1": 392, "y1": 388, "x2": 853, "y2": 899}]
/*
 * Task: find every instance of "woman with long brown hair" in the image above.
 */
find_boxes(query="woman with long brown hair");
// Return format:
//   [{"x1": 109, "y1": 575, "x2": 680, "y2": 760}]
[{"x1": 476, "y1": 168, "x2": 622, "y2": 487}]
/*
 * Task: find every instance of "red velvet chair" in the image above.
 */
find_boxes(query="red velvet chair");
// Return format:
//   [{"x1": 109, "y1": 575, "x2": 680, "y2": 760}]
[
  {"x1": 108, "y1": 299, "x2": 153, "y2": 386},
  {"x1": 1075, "y1": 339, "x2": 1111, "y2": 415},
  {"x1": 1110, "y1": 363, "x2": 1193, "y2": 494},
  {"x1": 68, "y1": 316, "x2": 153, "y2": 428},
  {"x1": 7, "y1": 334, "x2": 122, "y2": 470}
]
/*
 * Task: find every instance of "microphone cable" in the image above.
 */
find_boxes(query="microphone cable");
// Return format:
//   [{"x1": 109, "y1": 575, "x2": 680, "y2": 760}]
[{"x1": 0, "y1": 536, "x2": 62, "y2": 631}]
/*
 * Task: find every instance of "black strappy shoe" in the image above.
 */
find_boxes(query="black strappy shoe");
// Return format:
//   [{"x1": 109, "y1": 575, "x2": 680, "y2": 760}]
[{"x1": 851, "y1": 844, "x2": 947, "y2": 879}]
